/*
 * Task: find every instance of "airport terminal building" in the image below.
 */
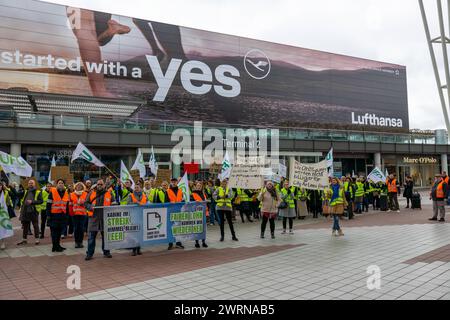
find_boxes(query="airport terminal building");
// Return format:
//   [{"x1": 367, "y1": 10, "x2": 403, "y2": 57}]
[{"x1": 1, "y1": 0, "x2": 449, "y2": 187}]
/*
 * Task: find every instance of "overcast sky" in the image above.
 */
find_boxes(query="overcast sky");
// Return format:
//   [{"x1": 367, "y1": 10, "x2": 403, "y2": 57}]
[{"x1": 47, "y1": 0, "x2": 450, "y2": 130}]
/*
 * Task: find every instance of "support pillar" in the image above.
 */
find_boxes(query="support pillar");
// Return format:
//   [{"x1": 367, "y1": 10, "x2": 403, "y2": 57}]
[
  {"x1": 441, "y1": 154, "x2": 448, "y2": 174},
  {"x1": 374, "y1": 152, "x2": 381, "y2": 169}
]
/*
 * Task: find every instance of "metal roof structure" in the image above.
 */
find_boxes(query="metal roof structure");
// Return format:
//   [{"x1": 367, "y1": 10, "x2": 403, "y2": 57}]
[{"x1": 0, "y1": 90, "x2": 143, "y2": 118}]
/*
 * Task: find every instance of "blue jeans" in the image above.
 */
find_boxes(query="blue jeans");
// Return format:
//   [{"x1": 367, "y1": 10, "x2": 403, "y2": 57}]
[
  {"x1": 209, "y1": 203, "x2": 220, "y2": 225},
  {"x1": 332, "y1": 215, "x2": 340, "y2": 231},
  {"x1": 86, "y1": 231, "x2": 110, "y2": 257}
]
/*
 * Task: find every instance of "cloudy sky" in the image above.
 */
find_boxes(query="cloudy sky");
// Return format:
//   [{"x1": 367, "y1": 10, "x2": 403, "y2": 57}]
[{"x1": 47, "y1": 0, "x2": 449, "y2": 130}]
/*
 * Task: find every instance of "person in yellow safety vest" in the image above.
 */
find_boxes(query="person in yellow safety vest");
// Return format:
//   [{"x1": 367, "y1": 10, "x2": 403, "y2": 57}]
[
  {"x1": 279, "y1": 180, "x2": 296, "y2": 234},
  {"x1": 143, "y1": 179, "x2": 153, "y2": 199},
  {"x1": 362, "y1": 176, "x2": 371, "y2": 213},
  {"x1": 372, "y1": 181, "x2": 381, "y2": 210},
  {"x1": 354, "y1": 178, "x2": 365, "y2": 214},
  {"x1": 127, "y1": 183, "x2": 148, "y2": 256},
  {"x1": 295, "y1": 186, "x2": 309, "y2": 220},
  {"x1": 326, "y1": 177, "x2": 348, "y2": 236},
  {"x1": 149, "y1": 182, "x2": 167, "y2": 204},
  {"x1": 85, "y1": 179, "x2": 117, "y2": 261},
  {"x1": 37, "y1": 183, "x2": 52, "y2": 239},
  {"x1": 236, "y1": 188, "x2": 254, "y2": 223},
  {"x1": 17, "y1": 179, "x2": 43, "y2": 246},
  {"x1": 191, "y1": 180, "x2": 208, "y2": 248},
  {"x1": 70, "y1": 182, "x2": 88, "y2": 249},
  {"x1": 118, "y1": 179, "x2": 133, "y2": 205},
  {"x1": 45, "y1": 179, "x2": 70, "y2": 252},
  {"x1": 429, "y1": 173, "x2": 447, "y2": 222},
  {"x1": 343, "y1": 177, "x2": 355, "y2": 219},
  {"x1": 0, "y1": 182, "x2": 13, "y2": 250},
  {"x1": 213, "y1": 179, "x2": 238, "y2": 242},
  {"x1": 386, "y1": 174, "x2": 400, "y2": 212}
]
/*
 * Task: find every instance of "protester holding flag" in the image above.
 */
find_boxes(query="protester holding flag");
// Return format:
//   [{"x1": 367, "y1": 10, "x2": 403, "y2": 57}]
[
  {"x1": 213, "y1": 179, "x2": 238, "y2": 242},
  {"x1": 45, "y1": 179, "x2": 70, "y2": 252},
  {"x1": 70, "y1": 182, "x2": 88, "y2": 249},
  {"x1": 85, "y1": 179, "x2": 116, "y2": 260},
  {"x1": 258, "y1": 181, "x2": 280, "y2": 239},
  {"x1": 190, "y1": 181, "x2": 208, "y2": 248},
  {"x1": 118, "y1": 179, "x2": 134, "y2": 205},
  {"x1": 0, "y1": 183, "x2": 14, "y2": 250},
  {"x1": 17, "y1": 180, "x2": 43, "y2": 246}
]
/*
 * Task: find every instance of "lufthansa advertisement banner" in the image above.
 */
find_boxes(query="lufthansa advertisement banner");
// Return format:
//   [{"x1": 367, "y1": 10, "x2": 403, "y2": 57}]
[{"x1": 0, "y1": 0, "x2": 408, "y2": 129}]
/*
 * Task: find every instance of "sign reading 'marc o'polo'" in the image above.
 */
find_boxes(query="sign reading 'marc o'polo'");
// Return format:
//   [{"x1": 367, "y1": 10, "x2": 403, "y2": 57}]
[{"x1": 0, "y1": 0, "x2": 408, "y2": 129}]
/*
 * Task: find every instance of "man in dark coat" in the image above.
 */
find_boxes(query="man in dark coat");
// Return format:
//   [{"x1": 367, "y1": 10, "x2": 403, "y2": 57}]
[
  {"x1": 17, "y1": 180, "x2": 43, "y2": 245},
  {"x1": 85, "y1": 179, "x2": 117, "y2": 260}
]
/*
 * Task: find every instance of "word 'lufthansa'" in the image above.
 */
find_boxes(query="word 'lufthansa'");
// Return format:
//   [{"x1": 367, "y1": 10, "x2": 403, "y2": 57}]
[{"x1": 351, "y1": 112, "x2": 403, "y2": 127}]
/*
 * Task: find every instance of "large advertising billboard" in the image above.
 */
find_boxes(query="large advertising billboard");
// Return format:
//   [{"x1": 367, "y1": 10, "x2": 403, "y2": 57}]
[{"x1": 0, "y1": 0, "x2": 409, "y2": 129}]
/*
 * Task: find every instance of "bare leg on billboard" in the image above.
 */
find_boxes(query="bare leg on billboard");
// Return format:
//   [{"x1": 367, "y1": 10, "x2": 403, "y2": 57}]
[
  {"x1": 132, "y1": 18, "x2": 165, "y2": 61},
  {"x1": 69, "y1": 9, "x2": 130, "y2": 98}
]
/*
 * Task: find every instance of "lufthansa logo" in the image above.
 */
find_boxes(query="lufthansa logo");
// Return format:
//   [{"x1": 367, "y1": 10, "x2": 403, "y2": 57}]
[{"x1": 244, "y1": 49, "x2": 271, "y2": 80}]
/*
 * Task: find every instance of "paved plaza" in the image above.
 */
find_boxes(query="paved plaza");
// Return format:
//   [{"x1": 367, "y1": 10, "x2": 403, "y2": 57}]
[{"x1": 1, "y1": 193, "x2": 450, "y2": 300}]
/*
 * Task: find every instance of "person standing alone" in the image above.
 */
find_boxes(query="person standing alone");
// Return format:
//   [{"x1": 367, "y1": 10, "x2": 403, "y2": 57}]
[
  {"x1": 387, "y1": 174, "x2": 400, "y2": 212},
  {"x1": 429, "y1": 174, "x2": 447, "y2": 222}
]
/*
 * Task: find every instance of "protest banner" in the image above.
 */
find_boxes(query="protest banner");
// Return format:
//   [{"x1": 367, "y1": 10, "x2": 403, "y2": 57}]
[
  {"x1": 289, "y1": 159, "x2": 329, "y2": 190},
  {"x1": 228, "y1": 161, "x2": 264, "y2": 189},
  {"x1": 103, "y1": 202, "x2": 207, "y2": 250},
  {"x1": 49, "y1": 166, "x2": 74, "y2": 185},
  {"x1": 155, "y1": 168, "x2": 172, "y2": 186}
]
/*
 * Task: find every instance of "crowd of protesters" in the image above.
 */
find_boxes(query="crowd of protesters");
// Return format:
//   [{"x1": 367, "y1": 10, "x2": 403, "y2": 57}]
[{"x1": 0, "y1": 170, "x2": 447, "y2": 254}]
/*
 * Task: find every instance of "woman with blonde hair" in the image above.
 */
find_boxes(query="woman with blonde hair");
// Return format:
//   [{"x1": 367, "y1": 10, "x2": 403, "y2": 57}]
[{"x1": 70, "y1": 182, "x2": 88, "y2": 248}]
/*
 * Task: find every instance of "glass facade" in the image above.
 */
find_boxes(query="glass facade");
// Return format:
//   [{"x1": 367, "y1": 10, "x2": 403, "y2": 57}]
[{"x1": 383, "y1": 155, "x2": 440, "y2": 187}]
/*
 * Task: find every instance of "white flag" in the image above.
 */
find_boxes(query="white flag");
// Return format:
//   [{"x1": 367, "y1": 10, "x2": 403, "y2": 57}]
[
  {"x1": 385, "y1": 168, "x2": 389, "y2": 178},
  {"x1": 367, "y1": 167, "x2": 387, "y2": 183},
  {"x1": 71, "y1": 142, "x2": 105, "y2": 167},
  {"x1": 326, "y1": 148, "x2": 333, "y2": 177},
  {"x1": 120, "y1": 160, "x2": 135, "y2": 190},
  {"x1": 48, "y1": 155, "x2": 56, "y2": 184},
  {"x1": 131, "y1": 149, "x2": 146, "y2": 178},
  {"x1": 149, "y1": 146, "x2": 158, "y2": 178},
  {"x1": 178, "y1": 172, "x2": 190, "y2": 202},
  {"x1": 219, "y1": 151, "x2": 232, "y2": 181},
  {"x1": 0, "y1": 191, "x2": 13, "y2": 240},
  {"x1": 0, "y1": 151, "x2": 33, "y2": 177},
  {"x1": 352, "y1": 170, "x2": 355, "y2": 177}
]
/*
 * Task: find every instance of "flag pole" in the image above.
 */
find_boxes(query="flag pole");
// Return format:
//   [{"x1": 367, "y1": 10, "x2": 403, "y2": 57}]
[{"x1": 103, "y1": 165, "x2": 120, "y2": 181}]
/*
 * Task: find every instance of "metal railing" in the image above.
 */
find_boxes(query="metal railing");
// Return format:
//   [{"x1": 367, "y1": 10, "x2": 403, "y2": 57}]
[{"x1": 0, "y1": 109, "x2": 439, "y2": 145}]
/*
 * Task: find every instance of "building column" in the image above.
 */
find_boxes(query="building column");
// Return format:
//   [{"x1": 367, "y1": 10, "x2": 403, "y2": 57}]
[
  {"x1": 374, "y1": 152, "x2": 381, "y2": 169},
  {"x1": 172, "y1": 163, "x2": 180, "y2": 179},
  {"x1": 9, "y1": 143, "x2": 21, "y2": 185},
  {"x1": 441, "y1": 154, "x2": 448, "y2": 174}
]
